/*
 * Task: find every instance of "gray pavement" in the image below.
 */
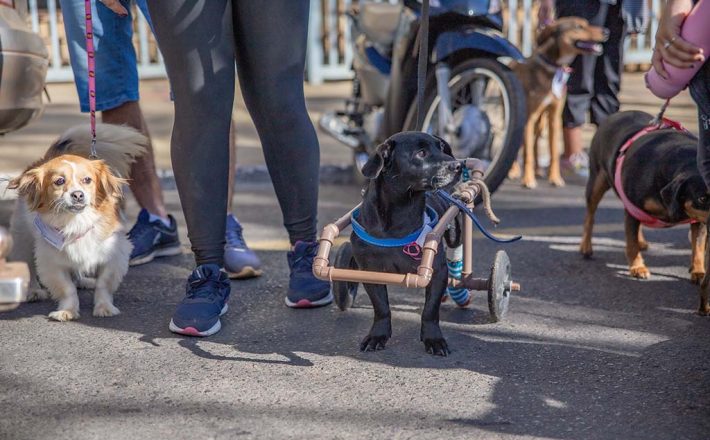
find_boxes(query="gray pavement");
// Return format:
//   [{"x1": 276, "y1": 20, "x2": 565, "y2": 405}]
[{"x1": 1, "y1": 180, "x2": 709, "y2": 440}]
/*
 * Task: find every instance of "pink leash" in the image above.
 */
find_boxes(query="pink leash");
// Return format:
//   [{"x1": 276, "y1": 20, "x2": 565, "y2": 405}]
[
  {"x1": 613, "y1": 116, "x2": 693, "y2": 228},
  {"x1": 84, "y1": 0, "x2": 98, "y2": 158}
]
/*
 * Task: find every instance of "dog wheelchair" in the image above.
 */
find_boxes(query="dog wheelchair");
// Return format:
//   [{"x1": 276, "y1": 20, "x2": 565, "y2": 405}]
[{"x1": 313, "y1": 158, "x2": 521, "y2": 322}]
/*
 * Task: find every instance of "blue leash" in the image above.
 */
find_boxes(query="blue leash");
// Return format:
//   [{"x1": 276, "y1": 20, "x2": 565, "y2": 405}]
[{"x1": 434, "y1": 189, "x2": 522, "y2": 244}]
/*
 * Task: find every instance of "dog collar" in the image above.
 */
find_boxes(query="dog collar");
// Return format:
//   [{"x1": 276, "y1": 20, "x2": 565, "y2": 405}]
[
  {"x1": 34, "y1": 215, "x2": 93, "y2": 250},
  {"x1": 614, "y1": 118, "x2": 695, "y2": 228},
  {"x1": 351, "y1": 205, "x2": 439, "y2": 248}
]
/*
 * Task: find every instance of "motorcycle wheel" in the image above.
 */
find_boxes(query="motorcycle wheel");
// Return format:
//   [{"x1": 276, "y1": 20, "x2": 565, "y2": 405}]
[{"x1": 404, "y1": 57, "x2": 525, "y2": 202}]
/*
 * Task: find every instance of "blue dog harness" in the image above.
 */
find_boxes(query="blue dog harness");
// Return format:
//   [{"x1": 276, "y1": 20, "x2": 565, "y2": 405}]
[{"x1": 351, "y1": 205, "x2": 439, "y2": 260}]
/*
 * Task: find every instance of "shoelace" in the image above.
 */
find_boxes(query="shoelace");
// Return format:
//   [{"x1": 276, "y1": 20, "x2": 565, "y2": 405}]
[
  {"x1": 186, "y1": 275, "x2": 228, "y2": 302},
  {"x1": 225, "y1": 225, "x2": 247, "y2": 249}
]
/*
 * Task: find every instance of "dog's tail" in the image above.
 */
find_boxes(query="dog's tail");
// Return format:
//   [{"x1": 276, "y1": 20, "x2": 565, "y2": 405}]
[{"x1": 45, "y1": 124, "x2": 148, "y2": 178}]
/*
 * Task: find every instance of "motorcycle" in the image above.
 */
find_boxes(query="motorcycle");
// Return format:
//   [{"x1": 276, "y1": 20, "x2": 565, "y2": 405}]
[{"x1": 319, "y1": 0, "x2": 526, "y2": 195}]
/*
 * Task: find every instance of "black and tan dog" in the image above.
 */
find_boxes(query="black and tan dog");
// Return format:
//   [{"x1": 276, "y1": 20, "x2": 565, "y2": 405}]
[
  {"x1": 581, "y1": 111, "x2": 710, "y2": 306},
  {"x1": 509, "y1": 17, "x2": 608, "y2": 188},
  {"x1": 354, "y1": 132, "x2": 462, "y2": 356}
]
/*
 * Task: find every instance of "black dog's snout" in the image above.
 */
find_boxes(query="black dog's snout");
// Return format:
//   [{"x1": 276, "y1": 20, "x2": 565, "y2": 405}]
[
  {"x1": 70, "y1": 191, "x2": 85, "y2": 203},
  {"x1": 448, "y1": 161, "x2": 462, "y2": 172}
]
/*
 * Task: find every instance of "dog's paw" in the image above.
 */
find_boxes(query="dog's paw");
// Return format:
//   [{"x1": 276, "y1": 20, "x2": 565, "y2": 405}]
[
  {"x1": 507, "y1": 165, "x2": 521, "y2": 180},
  {"x1": 549, "y1": 176, "x2": 566, "y2": 187},
  {"x1": 698, "y1": 303, "x2": 710, "y2": 316},
  {"x1": 360, "y1": 334, "x2": 389, "y2": 352},
  {"x1": 691, "y1": 271, "x2": 705, "y2": 285},
  {"x1": 629, "y1": 265, "x2": 651, "y2": 279},
  {"x1": 93, "y1": 302, "x2": 120, "y2": 317},
  {"x1": 423, "y1": 338, "x2": 450, "y2": 357},
  {"x1": 579, "y1": 242, "x2": 593, "y2": 259},
  {"x1": 27, "y1": 288, "x2": 49, "y2": 302},
  {"x1": 48, "y1": 309, "x2": 79, "y2": 322},
  {"x1": 521, "y1": 177, "x2": 538, "y2": 189}
]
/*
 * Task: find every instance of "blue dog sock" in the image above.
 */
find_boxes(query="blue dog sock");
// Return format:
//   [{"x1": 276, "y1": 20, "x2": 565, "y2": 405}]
[{"x1": 446, "y1": 246, "x2": 470, "y2": 307}]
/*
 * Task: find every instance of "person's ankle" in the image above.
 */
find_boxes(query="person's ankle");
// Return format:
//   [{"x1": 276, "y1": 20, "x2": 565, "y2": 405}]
[{"x1": 148, "y1": 211, "x2": 171, "y2": 228}]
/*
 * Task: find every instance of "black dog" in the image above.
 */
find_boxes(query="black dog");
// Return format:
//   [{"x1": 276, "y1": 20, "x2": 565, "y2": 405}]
[
  {"x1": 581, "y1": 110, "x2": 710, "y2": 290},
  {"x1": 352, "y1": 132, "x2": 462, "y2": 356}
]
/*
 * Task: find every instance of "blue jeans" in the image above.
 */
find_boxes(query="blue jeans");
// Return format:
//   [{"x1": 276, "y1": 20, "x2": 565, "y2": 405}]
[{"x1": 59, "y1": 0, "x2": 151, "y2": 112}]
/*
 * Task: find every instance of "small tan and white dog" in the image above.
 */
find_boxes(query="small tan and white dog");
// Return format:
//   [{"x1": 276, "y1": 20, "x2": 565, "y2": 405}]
[{"x1": 7, "y1": 124, "x2": 147, "y2": 321}]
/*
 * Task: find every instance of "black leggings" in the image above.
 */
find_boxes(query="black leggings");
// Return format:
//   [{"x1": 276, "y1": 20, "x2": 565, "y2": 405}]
[{"x1": 148, "y1": 0, "x2": 320, "y2": 266}]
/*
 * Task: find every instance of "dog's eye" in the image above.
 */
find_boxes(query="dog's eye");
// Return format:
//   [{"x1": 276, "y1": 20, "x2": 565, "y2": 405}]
[
  {"x1": 415, "y1": 150, "x2": 429, "y2": 159},
  {"x1": 699, "y1": 196, "x2": 708, "y2": 204},
  {"x1": 54, "y1": 177, "x2": 65, "y2": 186},
  {"x1": 82, "y1": 177, "x2": 92, "y2": 184}
]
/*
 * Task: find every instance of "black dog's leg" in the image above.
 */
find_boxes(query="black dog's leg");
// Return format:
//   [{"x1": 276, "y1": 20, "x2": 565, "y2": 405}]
[
  {"x1": 360, "y1": 283, "x2": 392, "y2": 351},
  {"x1": 420, "y1": 260, "x2": 450, "y2": 356}
]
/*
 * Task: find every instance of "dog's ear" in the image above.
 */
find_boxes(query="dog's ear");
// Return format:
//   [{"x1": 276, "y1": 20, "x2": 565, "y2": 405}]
[
  {"x1": 361, "y1": 140, "x2": 394, "y2": 179},
  {"x1": 8, "y1": 168, "x2": 44, "y2": 210},
  {"x1": 94, "y1": 161, "x2": 127, "y2": 204},
  {"x1": 536, "y1": 22, "x2": 557, "y2": 47},
  {"x1": 660, "y1": 176, "x2": 689, "y2": 220},
  {"x1": 432, "y1": 134, "x2": 454, "y2": 157}
]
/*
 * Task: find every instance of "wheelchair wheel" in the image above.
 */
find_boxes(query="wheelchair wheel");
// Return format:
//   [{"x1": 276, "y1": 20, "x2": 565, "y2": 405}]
[{"x1": 488, "y1": 250, "x2": 512, "y2": 322}]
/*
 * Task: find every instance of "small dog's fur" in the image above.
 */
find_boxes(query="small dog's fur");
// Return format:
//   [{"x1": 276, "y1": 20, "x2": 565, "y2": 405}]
[
  {"x1": 8, "y1": 124, "x2": 147, "y2": 321},
  {"x1": 509, "y1": 17, "x2": 608, "y2": 188},
  {"x1": 581, "y1": 111, "x2": 709, "y2": 298},
  {"x1": 353, "y1": 132, "x2": 462, "y2": 356}
]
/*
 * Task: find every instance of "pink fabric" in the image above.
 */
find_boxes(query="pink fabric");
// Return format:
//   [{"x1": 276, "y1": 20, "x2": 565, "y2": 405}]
[
  {"x1": 614, "y1": 117, "x2": 693, "y2": 228},
  {"x1": 85, "y1": 0, "x2": 96, "y2": 153}
]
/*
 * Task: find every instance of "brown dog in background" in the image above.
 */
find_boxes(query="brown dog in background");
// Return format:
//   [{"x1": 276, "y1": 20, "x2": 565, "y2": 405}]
[{"x1": 509, "y1": 17, "x2": 608, "y2": 188}]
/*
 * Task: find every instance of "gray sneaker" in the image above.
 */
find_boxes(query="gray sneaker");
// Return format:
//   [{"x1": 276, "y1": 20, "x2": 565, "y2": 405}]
[{"x1": 224, "y1": 214, "x2": 263, "y2": 279}]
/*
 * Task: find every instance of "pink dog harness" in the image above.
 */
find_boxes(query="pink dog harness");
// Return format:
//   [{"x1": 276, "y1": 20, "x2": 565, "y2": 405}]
[{"x1": 614, "y1": 117, "x2": 693, "y2": 228}]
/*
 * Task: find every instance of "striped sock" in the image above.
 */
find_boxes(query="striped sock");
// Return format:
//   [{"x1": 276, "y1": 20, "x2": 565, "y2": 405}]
[{"x1": 446, "y1": 246, "x2": 470, "y2": 307}]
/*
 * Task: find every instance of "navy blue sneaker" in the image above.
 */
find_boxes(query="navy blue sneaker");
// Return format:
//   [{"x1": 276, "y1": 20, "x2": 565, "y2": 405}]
[
  {"x1": 169, "y1": 264, "x2": 231, "y2": 337},
  {"x1": 128, "y1": 209, "x2": 181, "y2": 266},
  {"x1": 224, "y1": 214, "x2": 263, "y2": 279},
  {"x1": 285, "y1": 241, "x2": 332, "y2": 308}
]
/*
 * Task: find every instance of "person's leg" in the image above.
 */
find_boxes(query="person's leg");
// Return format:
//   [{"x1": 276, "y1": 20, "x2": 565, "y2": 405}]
[
  {"x1": 589, "y1": 2, "x2": 625, "y2": 127},
  {"x1": 231, "y1": 0, "x2": 330, "y2": 307},
  {"x1": 149, "y1": 0, "x2": 235, "y2": 336},
  {"x1": 149, "y1": 0, "x2": 234, "y2": 267},
  {"x1": 556, "y1": 0, "x2": 607, "y2": 173},
  {"x1": 101, "y1": 101, "x2": 166, "y2": 218}
]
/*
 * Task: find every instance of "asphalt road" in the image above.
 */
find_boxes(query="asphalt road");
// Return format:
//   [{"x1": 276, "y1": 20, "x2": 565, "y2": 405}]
[{"x1": 1, "y1": 180, "x2": 708, "y2": 440}]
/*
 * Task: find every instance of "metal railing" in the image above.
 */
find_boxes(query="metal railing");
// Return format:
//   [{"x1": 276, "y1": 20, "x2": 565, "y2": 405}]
[
  {"x1": 28, "y1": 0, "x2": 164, "y2": 82},
  {"x1": 29, "y1": 0, "x2": 659, "y2": 85}
]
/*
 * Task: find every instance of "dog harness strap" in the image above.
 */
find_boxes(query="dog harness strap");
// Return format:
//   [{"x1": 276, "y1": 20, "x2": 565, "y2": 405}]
[
  {"x1": 85, "y1": 0, "x2": 97, "y2": 158},
  {"x1": 614, "y1": 117, "x2": 692, "y2": 228},
  {"x1": 351, "y1": 206, "x2": 439, "y2": 248}
]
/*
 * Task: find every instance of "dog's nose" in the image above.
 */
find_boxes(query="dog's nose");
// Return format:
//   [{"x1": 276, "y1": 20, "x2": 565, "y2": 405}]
[
  {"x1": 448, "y1": 161, "x2": 462, "y2": 172},
  {"x1": 70, "y1": 191, "x2": 85, "y2": 203}
]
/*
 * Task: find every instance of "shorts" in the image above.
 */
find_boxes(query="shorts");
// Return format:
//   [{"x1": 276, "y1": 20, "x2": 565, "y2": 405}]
[{"x1": 59, "y1": 0, "x2": 151, "y2": 112}]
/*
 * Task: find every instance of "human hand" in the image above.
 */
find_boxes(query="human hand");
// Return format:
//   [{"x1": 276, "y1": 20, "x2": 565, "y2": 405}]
[
  {"x1": 98, "y1": 0, "x2": 128, "y2": 17},
  {"x1": 652, "y1": 0, "x2": 704, "y2": 79},
  {"x1": 537, "y1": 0, "x2": 554, "y2": 29}
]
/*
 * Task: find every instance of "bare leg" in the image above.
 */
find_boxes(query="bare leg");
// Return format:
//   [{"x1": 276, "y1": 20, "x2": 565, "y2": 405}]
[
  {"x1": 562, "y1": 126, "x2": 583, "y2": 158},
  {"x1": 102, "y1": 101, "x2": 167, "y2": 219}
]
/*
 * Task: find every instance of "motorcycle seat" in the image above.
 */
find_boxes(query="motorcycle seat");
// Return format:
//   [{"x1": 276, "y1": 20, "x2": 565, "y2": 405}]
[{"x1": 359, "y1": 2, "x2": 402, "y2": 47}]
